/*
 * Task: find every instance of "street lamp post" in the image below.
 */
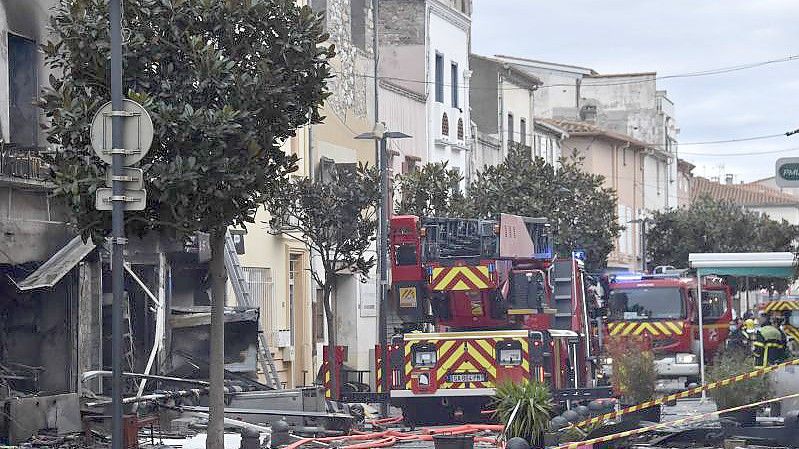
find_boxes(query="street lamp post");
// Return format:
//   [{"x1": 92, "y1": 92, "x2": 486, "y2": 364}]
[{"x1": 355, "y1": 124, "x2": 410, "y2": 417}]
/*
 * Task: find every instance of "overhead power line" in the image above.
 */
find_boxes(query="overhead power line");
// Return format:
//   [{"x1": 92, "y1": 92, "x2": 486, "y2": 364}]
[
  {"x1": 335, "y1": 53, "x2": 799, "y2": 91},
  {"x1": 679, "y1": 146, "x2": 799, "y2": 157}
]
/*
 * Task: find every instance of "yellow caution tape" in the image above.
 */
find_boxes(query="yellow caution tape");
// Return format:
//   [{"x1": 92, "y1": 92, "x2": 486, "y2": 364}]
[
  {"x1": 559, "y1": 391, "x2": 799, "y2": 449},
  {"x1": 574, "y1": 357, "x2": 799, "y2": 428}
]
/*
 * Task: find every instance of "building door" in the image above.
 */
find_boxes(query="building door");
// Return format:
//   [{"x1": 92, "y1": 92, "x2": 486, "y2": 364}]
[{"x1": 288, "y1": 253, "x2": 309, "y2": 386}]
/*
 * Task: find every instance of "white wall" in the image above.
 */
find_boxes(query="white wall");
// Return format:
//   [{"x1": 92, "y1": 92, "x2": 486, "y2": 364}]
[
  {"x1": 379, "y1": 85, "x2": 427, "y2": 174},
  {"x1": 334, "y1": 273, "x2": 377, "y2": 372},
  {"x1": 427, "y1": 4, "x2": 470, "y2": 177},
  {"x1": 500, "y1": 78, "x2": 533, "y2": 153},
  {"x1": 750, "y1": 206, "x2": 799, "y2": 225},
  {"x1": 641, "y1": 154, "x2": 670, "y2": 213}
]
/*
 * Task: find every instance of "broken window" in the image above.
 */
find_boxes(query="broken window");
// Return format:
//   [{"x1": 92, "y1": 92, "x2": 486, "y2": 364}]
[{"x1": 9, "y1": 33, "x2": 38, "y2": 146}]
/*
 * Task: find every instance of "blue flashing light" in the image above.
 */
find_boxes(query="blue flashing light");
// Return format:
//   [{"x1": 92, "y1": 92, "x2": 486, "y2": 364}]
[
  {"x1": 613, "y1": 273, "x2": 643, "y2": 282},
  {"x1": 488, "y1": 263, "x2": 495, "y2": 273}
]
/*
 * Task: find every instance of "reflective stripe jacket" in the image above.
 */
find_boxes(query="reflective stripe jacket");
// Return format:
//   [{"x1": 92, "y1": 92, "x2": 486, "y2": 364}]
[{"x1": 753, "y1": 325, "x2": 787, "y2": 367}]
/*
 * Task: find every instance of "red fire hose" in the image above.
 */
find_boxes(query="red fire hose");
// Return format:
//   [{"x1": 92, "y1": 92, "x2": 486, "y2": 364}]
[{"x1": 284, "y1": 423, "x2": 505, "y2": 449}]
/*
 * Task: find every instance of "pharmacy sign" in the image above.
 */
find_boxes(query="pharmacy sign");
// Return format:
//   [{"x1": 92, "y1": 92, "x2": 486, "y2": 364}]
[{"x1": 775, "y1": 158, "x2": 799, "y2": 187}]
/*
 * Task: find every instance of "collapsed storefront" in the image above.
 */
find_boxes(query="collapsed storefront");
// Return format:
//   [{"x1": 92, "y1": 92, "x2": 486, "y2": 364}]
[{"x1": 0, "y1": 233, "x2": 266, "y2": 443}]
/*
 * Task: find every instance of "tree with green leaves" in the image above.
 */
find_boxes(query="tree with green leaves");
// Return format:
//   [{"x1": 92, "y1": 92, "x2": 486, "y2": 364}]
[
  {"x1": 646, "y1": 196, "x2": 797, "y2": 289},
  {"x1": 41, "y1": 1, "x2": 332, "y2": 447},
  {"x1": 394, "y1": 161, "x2": 468, "y2": 217},
  {"x1": 467, "y1": 146, "x2": 622, "y2": 270},
  {"x1": 264, "y1": 164, "x2": 379, "y2": 399}
]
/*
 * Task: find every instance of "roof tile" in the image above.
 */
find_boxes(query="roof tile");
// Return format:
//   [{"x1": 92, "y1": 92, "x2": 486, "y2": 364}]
[{"x1": 691, "y1": 177, "x2": 799, "y2": 206}]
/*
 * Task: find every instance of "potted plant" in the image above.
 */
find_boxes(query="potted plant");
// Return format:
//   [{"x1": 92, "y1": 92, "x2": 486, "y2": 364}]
[
  {"x1": 606, "y1": 336, "x2": 660, "y2": 423},
  {"x1": 492, "y1": 379, "x2": 553, "y2": 447},
  {"x1": 707, "y1": 350, "x2": 771, "y2": 427}
]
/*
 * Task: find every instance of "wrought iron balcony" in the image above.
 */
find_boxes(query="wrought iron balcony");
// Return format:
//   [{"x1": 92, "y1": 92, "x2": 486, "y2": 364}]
[{"x1": 0, "y1": 144, "x2": 50, "y2": 183}]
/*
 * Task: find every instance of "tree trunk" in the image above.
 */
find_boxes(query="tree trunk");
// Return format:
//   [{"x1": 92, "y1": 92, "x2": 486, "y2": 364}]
[
  {"x1": 206, "y1": 231, "x2": 227, "y2": 449},
  {"x1": 322, "y1": 283, "x2": 337, "y2": 400}
]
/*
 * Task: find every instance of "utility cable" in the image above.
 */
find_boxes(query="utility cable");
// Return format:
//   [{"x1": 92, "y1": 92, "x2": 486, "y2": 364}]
[{"x1": 336, "y1": 53, "x2": 799, "y2": 92}]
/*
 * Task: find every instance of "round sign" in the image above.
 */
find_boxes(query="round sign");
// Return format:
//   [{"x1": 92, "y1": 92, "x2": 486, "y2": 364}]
[{"x1": 90, "y1": 99, "x2": 154, "y2": 166}]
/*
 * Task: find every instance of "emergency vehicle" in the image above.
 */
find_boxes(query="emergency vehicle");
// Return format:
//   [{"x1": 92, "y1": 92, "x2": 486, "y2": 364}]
[
  {"x1": 600, "y1": 271, "x2": 733, "y2": 391},
  {"x1": 375, "y1": 214, "x2": 602, "y2": 423}
]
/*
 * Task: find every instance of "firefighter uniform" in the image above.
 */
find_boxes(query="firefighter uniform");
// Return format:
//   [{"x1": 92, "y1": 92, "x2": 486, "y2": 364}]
[{"x1": 753, "y1": 324, "x2": 788, "y2": 367}]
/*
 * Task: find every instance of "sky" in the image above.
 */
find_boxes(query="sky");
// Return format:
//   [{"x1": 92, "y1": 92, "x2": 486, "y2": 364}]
[{"x1": 471, "y1": 0, "x2": 799, "y2": 182}]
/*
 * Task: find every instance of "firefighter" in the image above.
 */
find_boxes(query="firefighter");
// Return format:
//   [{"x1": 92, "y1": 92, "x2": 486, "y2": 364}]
[
  {"x1": 726, "y1": 318, "x2": 750, "y2": 353},
  {"x1": 753, "y1": 312, "x2": 788, "y2": 367},
  {"x1": 743, "y1": 318, "x2": 757, "y2": 339}
]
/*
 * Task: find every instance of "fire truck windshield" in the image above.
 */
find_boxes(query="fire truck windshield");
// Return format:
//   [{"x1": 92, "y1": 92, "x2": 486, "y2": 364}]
[
  {"x1": 608, "y1": 287, "x2": 685, "y2": 320},
  {"x1": 701, "y1": 290, "x2": 728, "y2": 321},
  {"x1": 789, "y1": 313, "x2": 799, "y2": 328}
]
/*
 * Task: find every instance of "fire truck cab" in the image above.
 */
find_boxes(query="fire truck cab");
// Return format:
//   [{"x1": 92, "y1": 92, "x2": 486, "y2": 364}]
[
  {"x1": 600, "y1": 270, "x2": 733, "y2": 391},
  {"x1": 382, "y1": 214, "x2": 601, "y2": 423}
]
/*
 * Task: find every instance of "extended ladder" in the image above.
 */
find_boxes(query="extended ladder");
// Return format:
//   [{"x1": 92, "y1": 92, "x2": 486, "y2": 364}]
[{"x1": 224, "y1": 231, "x2": 282, "y2": 389}]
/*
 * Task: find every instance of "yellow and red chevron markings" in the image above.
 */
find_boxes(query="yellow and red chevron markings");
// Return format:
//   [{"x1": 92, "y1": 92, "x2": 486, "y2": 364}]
[
  {"x1": 607, "y1": 321, "x2": 684, "y2": 336},
  {"x1": 404, "y1": 337, "x2": 529, "y2": 389},
  {"x1": 430, "y1": 265, "x2": 494, "y2": 291},
  {"x1": 784, "y1": 325, "x2": 799, "y2": 342},
  {"x1": 763, "y1": 300, "x2": 799, "y2": 312}
]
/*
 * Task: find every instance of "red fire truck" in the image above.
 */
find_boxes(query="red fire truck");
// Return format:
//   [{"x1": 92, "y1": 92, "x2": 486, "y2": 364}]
[
  {"x1": 374, "y1": 214, "x2": 603, "y2": 423},
  {"x1": 600, "y1": 271, "x2": 733, "y2": 391}
]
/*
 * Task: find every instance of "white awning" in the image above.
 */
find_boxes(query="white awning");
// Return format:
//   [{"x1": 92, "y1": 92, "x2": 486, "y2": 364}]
[{"x1": 13, "y1": 235, "x2": 96, "y2": 291}]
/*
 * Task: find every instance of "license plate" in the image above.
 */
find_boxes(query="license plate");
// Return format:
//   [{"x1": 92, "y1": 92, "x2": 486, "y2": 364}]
[{"x1": 447, "y1": 373, "x2": 486, "y2": 383}]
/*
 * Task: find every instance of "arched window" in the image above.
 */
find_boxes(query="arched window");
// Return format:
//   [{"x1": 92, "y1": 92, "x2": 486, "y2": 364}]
[
  {"x1": 457, "y1": 118, "x2": 464, "y2": 140},
  {"x1": 441, "y1": 112, "x2": 450, "y2": 137}
]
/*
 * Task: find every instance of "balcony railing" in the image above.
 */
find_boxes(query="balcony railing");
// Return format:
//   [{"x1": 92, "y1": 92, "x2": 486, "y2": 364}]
[{"x1": 0, "y1": 144, "x2": 50, "y2": 182}]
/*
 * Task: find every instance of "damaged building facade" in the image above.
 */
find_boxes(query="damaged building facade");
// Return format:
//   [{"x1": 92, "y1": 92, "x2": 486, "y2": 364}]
[{"x1": 0, "y1": 1, "x2": 267, "y2": 442}]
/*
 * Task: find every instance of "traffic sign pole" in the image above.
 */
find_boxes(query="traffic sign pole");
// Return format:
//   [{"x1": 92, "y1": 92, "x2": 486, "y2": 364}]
[{"x1": 109, "y1": 0, "x2": 125, "y2": 448}]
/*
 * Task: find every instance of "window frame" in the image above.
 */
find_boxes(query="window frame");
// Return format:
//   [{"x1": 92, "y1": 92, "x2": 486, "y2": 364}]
[
  {"x1": 451, "y1": 62, "x2": 459, "y2": 107},
  {"x1": 507, "y1": 113, "x2": 514, "y2": 144},
  {"x1": 435, "y1": 53, "x2": 444, "y2": 103}
]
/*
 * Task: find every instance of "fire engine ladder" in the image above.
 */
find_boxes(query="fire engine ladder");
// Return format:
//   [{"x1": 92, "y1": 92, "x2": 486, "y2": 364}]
[
  {"x1": 551, "y1": 260, "x2": 575, "y2": 330},
  {"x1": 224, "y1": 231, "x2": 281, "y2": 389}
]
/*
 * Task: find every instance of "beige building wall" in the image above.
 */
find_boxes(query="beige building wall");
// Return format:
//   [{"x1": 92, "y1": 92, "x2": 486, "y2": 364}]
[
  {"x1": 229, "y1": 0, "x2": 379, "y2": 387},
  {"x1": 566, "y1": 135, "x2": 644, "y2": 271}
]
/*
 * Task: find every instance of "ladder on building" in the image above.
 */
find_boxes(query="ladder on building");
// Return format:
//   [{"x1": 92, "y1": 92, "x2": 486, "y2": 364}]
[{"x1": 224, "y1": 231, "x2": 282, "y2": 389}]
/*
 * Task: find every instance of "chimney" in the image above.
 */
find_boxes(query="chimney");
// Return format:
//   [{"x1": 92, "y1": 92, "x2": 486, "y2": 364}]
[
  {"x1": 725, "y1": 174, "x2": 734, "y2": 185},
  {"x1": 579, "y1": 105, "x2": 597, "y2": 122}
]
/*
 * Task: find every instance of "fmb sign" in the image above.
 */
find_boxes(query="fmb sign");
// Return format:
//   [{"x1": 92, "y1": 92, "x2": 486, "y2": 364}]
[{"x1": 776, "y1": 158, "x2": 799, "y2": 187}]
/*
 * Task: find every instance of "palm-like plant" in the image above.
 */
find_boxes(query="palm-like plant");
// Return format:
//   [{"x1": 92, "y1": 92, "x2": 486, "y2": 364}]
[{"x1": 492, "y1": 380, "x2": 553, "y2": 444}]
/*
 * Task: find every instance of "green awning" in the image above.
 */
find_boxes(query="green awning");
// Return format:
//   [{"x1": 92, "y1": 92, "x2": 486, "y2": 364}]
[
  {"x1": 696, "y1": 266, "x2": 795, "y2": 278},
  {"x1": 689, "y1": 252, "x2": 796, "y2": 279}
]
